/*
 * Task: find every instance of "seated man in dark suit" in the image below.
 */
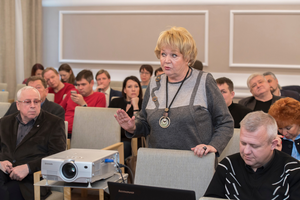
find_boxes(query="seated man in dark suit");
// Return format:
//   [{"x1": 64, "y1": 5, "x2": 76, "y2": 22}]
[
  {"x1": 216, "y1": 77, "x2": 252, "y2": 128},
  {"x1": 0, "y1": 86, "x2": 66, "y2": 200},
  {"x1": 263, "y1": 71, "x2": 300, "y2": 101},
  {"x1": 204, "y1": 111, "x2": 300, "y2": 199},
  {"x1": 239, "y1": 73, "x2": 282, "y2": 113},
  {"x1": 94, "y1": 69, "x2": 122, "y2": 107},
  {"x1": 4, "y1": 76, "x2": 65, "y2": 120}
]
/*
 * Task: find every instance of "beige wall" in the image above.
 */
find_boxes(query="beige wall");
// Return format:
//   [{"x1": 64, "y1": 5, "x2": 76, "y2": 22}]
[{"x1": 43, "y1": 4, "x2": 300, "y2": 97}]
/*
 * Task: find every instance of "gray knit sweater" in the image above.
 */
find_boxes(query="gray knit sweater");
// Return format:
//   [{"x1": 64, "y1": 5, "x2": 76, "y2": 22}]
[{"x1": 126, "y1": 69, "x2": 234, "y2": 156}]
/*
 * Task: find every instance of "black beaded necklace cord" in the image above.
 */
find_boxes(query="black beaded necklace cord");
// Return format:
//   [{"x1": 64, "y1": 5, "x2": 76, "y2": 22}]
[
  {"x1": 163, "y1": 67, "x2": 191, "y2": 117},
  {"x1": 126, "y1": 100, "x2": 131, "y2": 104}
]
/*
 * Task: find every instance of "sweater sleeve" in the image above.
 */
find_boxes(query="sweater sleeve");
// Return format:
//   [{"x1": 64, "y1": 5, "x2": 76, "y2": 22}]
[
  {"x1": 205, "y1": 73, "x2": 234, "y2": 156},
  {"x1": 204, "y1": 158, "x2": 229, "y2": 198}
]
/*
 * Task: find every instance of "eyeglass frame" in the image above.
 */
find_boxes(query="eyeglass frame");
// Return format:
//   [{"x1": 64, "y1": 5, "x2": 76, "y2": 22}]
[{"x1": 17, "y1": 99, "x2": 42, "y2": 105}]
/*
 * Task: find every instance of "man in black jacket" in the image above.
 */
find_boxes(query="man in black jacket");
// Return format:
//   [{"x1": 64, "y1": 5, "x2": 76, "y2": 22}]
[
  {"x1": 263, "y1": 71, "x2": 300, "y2": 101},
  {"x1": 216, "y1": 77, "x2": 252, "y2": 128},
  {"x1": 5, "y1": 76, "x2": 65, "y2": 120},
  {"x1": 239, "y1": 73, "x2": 282, "y2": 113},
  {"x1": 0, "y1": 86, "x2": 66, "y2": 200}
]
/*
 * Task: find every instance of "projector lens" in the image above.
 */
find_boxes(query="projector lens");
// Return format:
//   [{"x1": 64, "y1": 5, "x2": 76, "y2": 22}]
[{"x1": 62, "y1": 163, "x2": 76, "y2": 179}]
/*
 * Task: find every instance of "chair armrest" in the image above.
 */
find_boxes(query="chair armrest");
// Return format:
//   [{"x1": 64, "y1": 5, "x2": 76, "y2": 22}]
[
  {"x1": 131, "y1": 138, "x2": 138, "y2": 157},
  {"x1": 67, "y1": 139, "x2": 71, "y2": 150},
  {"x1": 34, "y1": 171, "x2": 42, "y2": 200}
]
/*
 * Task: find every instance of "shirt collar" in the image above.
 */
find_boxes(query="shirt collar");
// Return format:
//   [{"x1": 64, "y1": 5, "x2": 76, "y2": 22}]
[{"x1": 16, "y1": 113, "x2": 38, "y2": 126}]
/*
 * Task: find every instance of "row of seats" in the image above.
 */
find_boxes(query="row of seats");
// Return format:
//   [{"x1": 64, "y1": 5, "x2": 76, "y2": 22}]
[{"x1": 0, "y1": 81, "x2": 147, "y2": 103}]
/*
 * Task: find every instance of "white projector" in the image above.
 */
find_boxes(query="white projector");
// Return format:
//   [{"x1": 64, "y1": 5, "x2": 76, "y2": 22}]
[{"x1": 41, "y1": 148, "x2": 119, "y2": 184}]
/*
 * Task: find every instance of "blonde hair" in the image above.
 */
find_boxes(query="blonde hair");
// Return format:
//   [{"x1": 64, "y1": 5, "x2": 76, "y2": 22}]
[{"x1": 154, "y1": 27, "x2": 197, "y2": 66}]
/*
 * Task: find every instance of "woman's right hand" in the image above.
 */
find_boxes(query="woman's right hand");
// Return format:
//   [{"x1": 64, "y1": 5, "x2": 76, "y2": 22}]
[
  {"x1": 131, "y1": 97, "x2": 139, "y2": 110},
  {"x1": 114, "y1": 109, "x2": 136, "y2": 134}
]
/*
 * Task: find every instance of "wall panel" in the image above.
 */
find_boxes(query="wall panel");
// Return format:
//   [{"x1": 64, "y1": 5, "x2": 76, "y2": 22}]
[
  {"x1": 230, "y1": 10, "x2": 300, "y2": 68},
  {"x1": 59, "y1": 10, "x2": 208, "y2": 65}
]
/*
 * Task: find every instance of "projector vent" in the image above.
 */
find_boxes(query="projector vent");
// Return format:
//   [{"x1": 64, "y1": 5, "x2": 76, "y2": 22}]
[
  {"x1": 46, "y1": 175, "x2": 58, "y2": 181},
  {"x1": 95, "y1": 162, "x2": 101, "y2": 170}
]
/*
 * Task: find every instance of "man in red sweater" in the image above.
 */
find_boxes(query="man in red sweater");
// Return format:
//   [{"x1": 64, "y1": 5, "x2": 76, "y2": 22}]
[
  {"x1": 60, "y1": 70, "x2": 106, "y2": 138},
  {"x1": 43, "y1": 67, "x2": 75, "y2": 104}
]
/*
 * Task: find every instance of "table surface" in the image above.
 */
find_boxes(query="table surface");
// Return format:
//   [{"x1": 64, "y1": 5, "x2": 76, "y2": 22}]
[{"x1": 34, "y1": 173, "x2": 128, "y2": 191}]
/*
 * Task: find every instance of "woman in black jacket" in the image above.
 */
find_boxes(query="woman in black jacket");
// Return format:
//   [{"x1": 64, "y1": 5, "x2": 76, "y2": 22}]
[{"x1": 109, "y1": 76, "x2": 143, "y2": 158}]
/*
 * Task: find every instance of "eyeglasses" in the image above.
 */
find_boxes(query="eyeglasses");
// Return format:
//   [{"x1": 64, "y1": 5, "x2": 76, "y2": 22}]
[
  {"x1": 140, "y1": 72, "x2": 150, "y2": 75},
  {"x1": 18, "y1": 99, "x2": 41, "y2": 105}
]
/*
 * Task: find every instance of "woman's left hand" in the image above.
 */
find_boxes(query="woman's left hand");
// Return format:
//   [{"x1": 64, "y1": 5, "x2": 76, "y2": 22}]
[{"x1": 191, "y1": 144, "x2": 217, "y2": 157}]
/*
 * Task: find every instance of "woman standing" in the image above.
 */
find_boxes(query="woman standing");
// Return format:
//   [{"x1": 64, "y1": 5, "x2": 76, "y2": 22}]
[
  {"x1": 269, "y1": 97, "x2": 300, "y2": 160},
  {"x1": 114, "y1": 27, "x2": 233, "y2": 157},
  {"x1": 109, "y1": 76, "x2": 143, "y2": 158}
]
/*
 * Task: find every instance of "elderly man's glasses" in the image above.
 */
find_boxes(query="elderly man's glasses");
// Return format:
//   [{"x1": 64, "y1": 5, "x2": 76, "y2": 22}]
[{"x1": 18, "y1": 99, "x2": 41, "y2": 105}]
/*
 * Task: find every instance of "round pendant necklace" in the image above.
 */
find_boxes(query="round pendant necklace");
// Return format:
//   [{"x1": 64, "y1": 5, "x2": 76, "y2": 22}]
[{"x1": 159, "y1": 67, "x2": 191, "y2": 128}]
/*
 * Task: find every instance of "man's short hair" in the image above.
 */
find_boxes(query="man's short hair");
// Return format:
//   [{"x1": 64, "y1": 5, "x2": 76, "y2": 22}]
[
  {"x1": 246, "y1": 73, "x2": 265, "y2": 89},
  {"x1": 154, "y1": 67, "x2": 163, "y2": 76},
  {"x1": 42, "y1": 67, "x2": 59, "y2": 77},
  {"x1": 263, "y1": 71, "x2": 277, "y2": 80},
  {"x1": 17, "y1": 86, "x2": 41, "y2": 101},
  {"x1": 76, "y1": 70, "x2": 93, "y2": 83},
  {"x1": 240, "y1": 111, "x2": 277, "y2": 143},
  {"x1": 95, "y1": 69, "x2": 110, "y2": 80},
  {"x1": 26, "y1": 76, "x2": 47, "y2": 88},
  {"x1": 216, "y1": 77, "x2": 234, "y2": 92},
  {"x1": 191, "y1": 60, "x2": 203, "y2": 71},
  {"x1": 139, "y1": 65, "x2": 153, "y2": 76}
]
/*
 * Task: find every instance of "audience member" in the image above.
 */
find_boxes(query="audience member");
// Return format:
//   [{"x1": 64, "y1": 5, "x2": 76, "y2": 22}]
[
  {"x1": 154, "y1": 67, "x2": 164, "y2": 76},
  {"x1": 94, "y1": 69, "x2": 122, "y2": 107},
  {"x1": 43, "y1": 67, "x2": 75, "y2": 104},
  {"x1": 269, "y1": 97, "x2": 300, "y2": 160},
  {"x1": 191, "y1": 60, "x2": 203, "y2": 71},
  {"x1": 22, "y1": 63, "x2": 44, "y2": 84},
  {"x1": 5, "y1": 76, "x2": 65, "y2": 120},
  {"x1": 216, "y1": 77, "x2": 252, "y2": 128},
  {"x1": 263, "y1": 71, "x2": 300, "y2": 101},
  {"x1": 109, "y1": 76, "x2": 143, "y2": 159},
  {"x1": 282, "y1": 85, "x2": 300, "y2": 94},
  {"x1": 60, "y1": 70, "x2": 106, "y2": 138},
  {"x1": 139, "y1": 64, "x2": 153, "y2": 89},
  {"x1": 0, "y1": 86, "x2": 66, "y2": 200},
  {"x1": 204, "y1": 111, "x2": 300, "y2": 199},
  {"x1": 239, "y1": 73, "x2": 282, "y2": 113},
  {"x1": 58, "y1": 63, "x2": 76, "y2": 85},
  {"x1": 114, "y1": 27, "x2": 233, "y2": 157}
]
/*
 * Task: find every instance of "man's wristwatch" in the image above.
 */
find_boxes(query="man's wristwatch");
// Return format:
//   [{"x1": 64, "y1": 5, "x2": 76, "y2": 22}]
[{"x1": 82, "y1": 104, "x2": 87, "y2": 107}]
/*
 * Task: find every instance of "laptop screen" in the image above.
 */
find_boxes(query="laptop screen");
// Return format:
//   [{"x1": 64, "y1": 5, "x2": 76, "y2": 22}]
[{"x1": 108, "y1": 182, "x2": 196, "y2": 200}]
